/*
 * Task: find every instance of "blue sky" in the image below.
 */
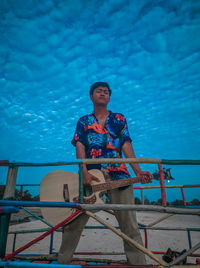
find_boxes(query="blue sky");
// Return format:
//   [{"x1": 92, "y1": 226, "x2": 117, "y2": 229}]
[{"x1": 0, "y1": 0, "x2": 200, "y2": 201}]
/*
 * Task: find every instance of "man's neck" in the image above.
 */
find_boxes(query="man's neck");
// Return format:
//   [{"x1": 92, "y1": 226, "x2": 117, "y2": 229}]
[{"x1": 93, "y1": 106, "x2": 109, "y2": 118}]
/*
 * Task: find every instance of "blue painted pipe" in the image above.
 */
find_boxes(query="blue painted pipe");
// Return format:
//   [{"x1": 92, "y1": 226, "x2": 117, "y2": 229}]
[
  {"x1": 0, "y1": 200, "x2": 79, "y2": 208},
  {"x1": 185, "y1": 206, "x2": 200, "y2": 209},
  {"x1": 21, "y1": 207, "x2": 53, "y2": 228},
  {"x1": 0, "y1": 261, "x2": 82, "y2": 267},
  {"x1": 0, "y1": 206, "x2": 19, "y2": 214},
  {"x1": 49, "y1": 232, "x2": 54, "y2": 254},
  {"x1": 187, "y1": 230, "x2": 192, "y2": 249}
]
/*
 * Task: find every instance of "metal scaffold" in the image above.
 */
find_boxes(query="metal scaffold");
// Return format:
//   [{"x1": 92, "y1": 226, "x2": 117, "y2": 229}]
[{"x1": 0, "y1": 158, "x2": 200, "y2": 268}]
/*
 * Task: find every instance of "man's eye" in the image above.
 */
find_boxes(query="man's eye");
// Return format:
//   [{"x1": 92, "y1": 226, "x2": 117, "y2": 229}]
[{"x1": 95, "y1": 89, "x2": 109, "y2": 94}]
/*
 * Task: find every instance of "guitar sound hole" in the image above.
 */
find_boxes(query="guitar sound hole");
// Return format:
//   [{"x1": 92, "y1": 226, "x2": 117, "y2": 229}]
[{"x1": 84, "y1": 185, "x2": 93, "y2": 197}]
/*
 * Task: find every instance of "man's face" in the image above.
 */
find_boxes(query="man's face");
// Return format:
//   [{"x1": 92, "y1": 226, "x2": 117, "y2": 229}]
[{"x1": 90, "y1": 86, "x2": 110, "y2": 106}]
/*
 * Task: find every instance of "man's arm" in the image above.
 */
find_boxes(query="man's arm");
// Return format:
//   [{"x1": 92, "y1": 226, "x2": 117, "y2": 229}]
[
  {"x1": 76, "y1": 141, "x2": 100, "y2": 185},
  {"x1": 122, "y1": 141, "x2": 152, "y2": 183}
]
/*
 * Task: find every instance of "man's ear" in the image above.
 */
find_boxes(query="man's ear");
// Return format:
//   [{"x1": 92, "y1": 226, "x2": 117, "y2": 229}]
[{"x1": 90, "y1": 95, "x2": 93, "y2": 101}]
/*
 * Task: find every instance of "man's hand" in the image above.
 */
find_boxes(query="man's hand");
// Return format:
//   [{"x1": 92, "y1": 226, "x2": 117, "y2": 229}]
[
  {"x1": 83, "y1": 170, "x2": 101, "y2": 185},
  {"x1": 136, "y1": 170, "x2": 153, "y2": 184}
]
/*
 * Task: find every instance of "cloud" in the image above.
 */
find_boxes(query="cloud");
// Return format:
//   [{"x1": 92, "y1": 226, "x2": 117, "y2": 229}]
[{"x1": 0, "y1": 0, "x2": 199, "y2": 194}]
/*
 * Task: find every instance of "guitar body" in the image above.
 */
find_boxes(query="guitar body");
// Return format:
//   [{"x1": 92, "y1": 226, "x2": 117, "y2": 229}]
[{"x1": 40, "y1": 169, "x2": 105, "y2": 226}]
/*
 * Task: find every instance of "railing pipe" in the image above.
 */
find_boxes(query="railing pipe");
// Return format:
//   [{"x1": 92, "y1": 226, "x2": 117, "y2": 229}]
[
  {"x1": 49, "y1": 232, "x2": 54, "y2": 254},
  {"x1": 3, "y1": 210, "x2": 83, "y2": 261},
  {"x1": 0, "y1": 166, "x2": 18, "y2": 258},
  {"x1": 0, "y1": 160, "x2": 9, "y2": 166},
  {"x1": 2, "y1": 158, "x2": 200, "y2": 167},
  {"x1": 133, "y1": 184, "x2": 200, "y2": 189},
  {"x1": 0, "y1": 200, "x2": 79, "y2": 208},
  {"x1": 181, "y1": 187, "x2": 187, "y2": 206},
  {"x1": 144, "y1": 227, "x2": 148, "y2": 248},
  {"x1": 8, "y1": 183, "x2": 200, "y2": 189},
  {"x1": 8, "y1": 226, "x2": 200, "y2": 233},
  {"x1": 1, "y1": 201, "x2": 200, "y2": 215},
  {"x1": 158, "y1": 164, "x2": 167, "y2": 206},
  {"x1": 8, "y1": 225, "x2": 199, "y2": 258},
  {"x1": 79, "y1": 164, "x2": 84, "y2": 203},
  {"x1": 0, "y1": 261, "x2": 81, "y2": 267},
  {"x1": 140, "y1": 189, "x2": 144, "y2": 204},
  {"x1": 187, "y1": 230, "x2": 192, "y2": 249},
  {"x1": 1, "y1": 158, "x2": 200, "y2": 264},
  {"x1": 12, "y1": 233, "x2": 17, "y2": 253},
  {"x1": 20, "y1": 186, "x2": 23, "y2": 201},
  {"x1": 3, "y1": 167, "x2": 18, "y2": 200},
  {"x1": 21, "y1": 207, "x2": 53, "y2": 228}
]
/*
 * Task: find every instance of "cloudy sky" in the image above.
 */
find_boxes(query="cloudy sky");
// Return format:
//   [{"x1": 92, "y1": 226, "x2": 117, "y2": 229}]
[{"x1": 0, "y1": 0, "x2": 199, "y2": 201}]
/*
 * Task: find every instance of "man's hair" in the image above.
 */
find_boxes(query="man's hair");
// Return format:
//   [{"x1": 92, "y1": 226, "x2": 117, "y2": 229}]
[{"x1": 90, "y1": 82, "x2": 112, "y2": 96}]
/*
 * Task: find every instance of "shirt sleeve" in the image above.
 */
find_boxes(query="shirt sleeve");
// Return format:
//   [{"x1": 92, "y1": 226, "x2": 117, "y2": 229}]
[
  {"x1": 71, "y1": 118, "x2": 86, "y2": 147},
  {"x1": 119, "y1": 115, "x2": 132, "y2": 147}
]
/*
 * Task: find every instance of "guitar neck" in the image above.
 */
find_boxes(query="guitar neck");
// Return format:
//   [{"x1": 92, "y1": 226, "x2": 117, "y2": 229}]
[{"x1": 92, "y1": 176, "x2": 142, "y2": 193}]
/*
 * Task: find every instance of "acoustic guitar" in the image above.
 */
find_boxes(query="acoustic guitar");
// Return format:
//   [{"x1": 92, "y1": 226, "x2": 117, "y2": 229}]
[{"x1": 40, "y1": 169, "x2": 143, "y2": 226}]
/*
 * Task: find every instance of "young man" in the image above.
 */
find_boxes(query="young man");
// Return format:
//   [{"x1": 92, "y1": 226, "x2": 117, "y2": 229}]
[{"x1": 58, "y1": 82, "x2": 152, "y2": 264}]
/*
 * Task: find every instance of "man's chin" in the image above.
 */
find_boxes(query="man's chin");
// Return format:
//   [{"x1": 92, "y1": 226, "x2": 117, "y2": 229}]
[{"x1": 97, "y1": 100, "x2": 108, "y2": 105}]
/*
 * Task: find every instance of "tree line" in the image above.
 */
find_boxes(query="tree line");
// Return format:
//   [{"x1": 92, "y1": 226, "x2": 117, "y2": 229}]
[
  {"x1": 0, "y1": 186, "x2": 199, "y2": 206},
  {"x1": 134, "y1": 197, "x2": 200, "y2": 206}
]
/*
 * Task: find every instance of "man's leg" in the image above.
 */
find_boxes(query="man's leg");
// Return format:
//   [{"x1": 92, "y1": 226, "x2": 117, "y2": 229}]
[
  {"x1": 108, "y1": 186, "x2": 146, "y2": 265},
  {"x1": 58, "y1": 213, "x2": 89, "y2": 264}
]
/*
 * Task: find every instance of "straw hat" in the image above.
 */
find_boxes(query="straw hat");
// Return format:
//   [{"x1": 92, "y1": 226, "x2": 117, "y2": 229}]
[{"x1": 40, "y1": 169, "x2": 105, "y2": 226}]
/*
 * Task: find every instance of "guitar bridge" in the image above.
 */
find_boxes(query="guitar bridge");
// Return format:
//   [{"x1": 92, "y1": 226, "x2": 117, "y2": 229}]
[
  {"x1": 84, "y1": 194, "x2": 96, "y2": 204},
  {"x1": 84, "y1": 185, "x2": 93, "y2": 197}
]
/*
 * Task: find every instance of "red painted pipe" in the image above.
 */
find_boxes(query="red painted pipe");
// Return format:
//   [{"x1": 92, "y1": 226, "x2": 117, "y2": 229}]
[
  {"x1": 74, "y1": 250, "x2": 200, "y2": 256},
  {"x1": 144, "y1": 228, "x2": 148, "y2": 249},
  {"x1": 20, "y1": 185, "x2": 23, "y2": 201},
  {"x1": 181, "y1": 187, "x2": 186, "y2": 206},
  {"x1": 183, "y1": 184, "x2": 200, "y2": 188},
  {"x1": 83, "y1": 265, "x2": 155, "y2": 268},
  {"x1": 0, "y1": 160, "x2": 9, "y2": 166},
  {"x1": 158, "y1": 164, "x2": 167, "y2": 206},
  {"x1": 3, "y1": 209, "x2": 83, "y2": 260}
]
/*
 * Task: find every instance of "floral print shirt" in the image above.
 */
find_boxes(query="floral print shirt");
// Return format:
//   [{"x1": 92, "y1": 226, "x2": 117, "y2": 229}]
[{"x1": 72, "y1": 111, "x2": 132, "y2": 180}]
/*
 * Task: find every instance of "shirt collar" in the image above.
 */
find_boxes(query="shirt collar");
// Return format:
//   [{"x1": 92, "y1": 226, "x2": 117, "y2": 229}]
[{"x1": 91, "y1": 110, "x2": 112, "y2": 119}]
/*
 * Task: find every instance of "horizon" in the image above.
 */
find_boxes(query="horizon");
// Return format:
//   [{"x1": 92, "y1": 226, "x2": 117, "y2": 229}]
[{"x1": 0, "y1": 162, "x2": 199, "y2": 203}]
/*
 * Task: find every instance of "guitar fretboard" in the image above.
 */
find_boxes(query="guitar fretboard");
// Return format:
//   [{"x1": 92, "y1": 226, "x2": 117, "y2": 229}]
[{"x1": 92, "y1": 176, "x2": 143, "y2": 192}]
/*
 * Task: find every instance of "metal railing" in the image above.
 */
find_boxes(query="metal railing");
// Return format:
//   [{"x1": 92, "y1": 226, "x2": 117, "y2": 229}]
[{"x1": 0, "y1": 158, "x2": 200, "y2": 267}]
